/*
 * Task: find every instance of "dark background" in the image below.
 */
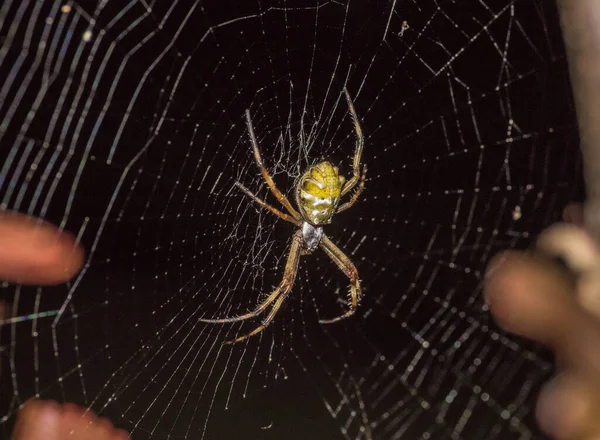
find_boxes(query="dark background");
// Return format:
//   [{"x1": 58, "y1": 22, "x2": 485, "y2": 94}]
[{"x1": 0, "y1": 0, "x2": 583, "y2": 439}]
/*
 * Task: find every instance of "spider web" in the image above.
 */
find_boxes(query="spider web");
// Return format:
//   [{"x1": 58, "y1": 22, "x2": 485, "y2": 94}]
[{"x1": 0, "y1": 0, "x2": 582, "y2": 439}]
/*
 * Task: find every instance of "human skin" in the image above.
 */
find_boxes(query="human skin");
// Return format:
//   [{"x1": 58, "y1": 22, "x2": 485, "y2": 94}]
[
  {"x1": 508, "y1": 2, "x2": 600, "y2": 437},
  {"x1": 556, "y1": 0, "x2": 600, "y2": 247},
  {"x1": 1, "y1": 203, "x2": 599, "y2": 440},
  {"x1": 3, "y1": 0, "x2": 600, "y2": 438},
  {"x1": 11, "y1": 400, "x2": 130, "y2": 440},
  {"x1": 485, "y1": 204, "x2": 600, "y2": 439},
  {"x1": 0, "y1": 211, "x2": 83, "y2": 285},
  {"x1": 0, "y1": 211, "x2": 129, "y2": 440}
]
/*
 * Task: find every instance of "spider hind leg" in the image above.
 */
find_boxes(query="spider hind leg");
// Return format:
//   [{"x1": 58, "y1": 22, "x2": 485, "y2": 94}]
[
  {"x1": 202, "y1": 230, "x2": 304, "y2": 344},
  {"x1": 317, "y1": 234, "x2": 362, "y2": 324},
  {"x1": 225, "y1": 292, "x2": 288, "y2": 344}
]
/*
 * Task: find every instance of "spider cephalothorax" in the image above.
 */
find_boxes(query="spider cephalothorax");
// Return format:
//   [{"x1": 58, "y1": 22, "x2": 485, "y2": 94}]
[{"x1": 200, "y1": 88, "x2": 366, "y2": 344}]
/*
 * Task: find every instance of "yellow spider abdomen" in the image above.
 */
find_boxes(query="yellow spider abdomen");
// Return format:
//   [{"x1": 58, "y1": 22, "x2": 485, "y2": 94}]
[{"x1": 296, "y1": 161, "x2": 345, "y2": 225}]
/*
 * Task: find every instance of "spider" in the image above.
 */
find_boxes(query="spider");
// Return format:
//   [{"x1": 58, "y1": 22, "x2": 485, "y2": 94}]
[{"x1": 200, "y1": 88, "x2": 366, "y2": 344}]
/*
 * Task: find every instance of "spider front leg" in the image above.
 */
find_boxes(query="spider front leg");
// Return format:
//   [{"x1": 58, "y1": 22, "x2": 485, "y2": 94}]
[
  {"x1": 336, "y1": 164, "x2": 367, "y2": 214},
  {"x1": 245, "y1": 109, "x2": 301, "y2": 220},
  {"x1": 340, "y1": 87, "x2": 365, "y2": 197},
  {"x1": 200, "y1": 230, "x2": 303, "y2": 344},
  {"x1": 234, "y1": 182, "x2": 300, "y2": 226},
  {"x1": 318, "y1": 234, "x2": 362, "y2": 324}
]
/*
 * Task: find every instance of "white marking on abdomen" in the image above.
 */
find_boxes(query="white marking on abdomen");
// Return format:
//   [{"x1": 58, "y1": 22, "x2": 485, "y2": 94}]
[{"x1": 312, "y1": 197, "x2": 333, "y2": 207}]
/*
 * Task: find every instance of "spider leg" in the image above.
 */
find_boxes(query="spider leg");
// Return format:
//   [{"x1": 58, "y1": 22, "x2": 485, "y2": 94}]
[
  {"x1": 225, "y1": 291, "x2": 288, "y2": 344},
  {"x1": 245, "y1": 110, "x2": 301, "y2": 220},
  {"x1": 234, "y1": 182, "x2": 301, "y2": 226},
  {"x1": 201, "y1": 230, "x2": 303, "y2": 344},
  {"x1": 199, "y1": 285, "x2": 281, "y2": 324},
  {"x1": 340, "y1": 87, "x2": 365, "y2": 197},
  {"x1": 336, "y1": 164, "x2": 367, "y2": 214},
  {"x1": 318, "y1": 234, "x2": 361, "y2": 324}
]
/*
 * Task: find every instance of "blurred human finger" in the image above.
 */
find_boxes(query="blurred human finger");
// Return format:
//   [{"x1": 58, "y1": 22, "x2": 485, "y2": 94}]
[
  {"x1": 485, "y1": 250, "x2": 600, "y2": 438},
  {"x1": 0, "y1": 211, "x2": 84, "y2": 285},
  {"x1": 536, "y1": 223, "x2": 600, "y2": 319},
  {"x1": 536, "y1": 373, "x2": 600, "y2": 440},
  {"x1": 563, "y1": 203, "x2": 585, "y2": 228},
  {"x1": 484, "y1": 250, "x2": 581, "y2": 351},
  {"x1": 12, "y1": 399, "x2": 130, "y2": 440}
]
